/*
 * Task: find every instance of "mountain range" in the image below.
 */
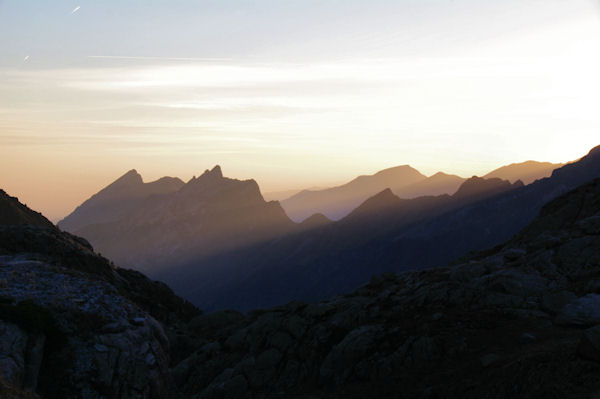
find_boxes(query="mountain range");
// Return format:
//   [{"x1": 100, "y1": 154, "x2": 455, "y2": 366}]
[
  {"x1": 56, "y1": 151, "x2": 593, "y2": 311},
  {"x1": 2, "y1": 164, "x2": 600, "y2": 398},
  {"x1": 279, "y1": 160, "x2": 561, "y2": 221},
  {"x1": 59, "y1": 166, "x2": 294, "y2": 274}
]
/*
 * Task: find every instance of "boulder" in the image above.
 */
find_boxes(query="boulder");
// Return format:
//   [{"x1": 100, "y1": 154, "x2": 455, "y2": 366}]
[
  {"x1": 577, "y1": 325, "x2": 600, "y2": 362},
  {"x1": 480, "y1": 353, "x2": 500, "y2": 368},
  {"x1": 0, "y1": 321, "x2": 28, "y2": 387},
  {"x1": 540, "y1": 290, "x2": 577, "y2": 314},
  {"x1": 555, "y1": 294, "x2": 600, "y2": 326}
]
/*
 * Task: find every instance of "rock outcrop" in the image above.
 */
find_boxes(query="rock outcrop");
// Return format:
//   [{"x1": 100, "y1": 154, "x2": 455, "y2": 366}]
[
  {"x1": 0, "y1": 256, "x2": 170, "y2": 398},
  {"x1": 0, "y1": 188, "x2": 200, "y2": 398}
]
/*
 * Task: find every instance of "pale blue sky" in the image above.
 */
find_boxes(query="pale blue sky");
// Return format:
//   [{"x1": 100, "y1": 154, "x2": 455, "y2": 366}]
[{"x1": 1, "y1": 0, "x2": 600, "y2": 220}]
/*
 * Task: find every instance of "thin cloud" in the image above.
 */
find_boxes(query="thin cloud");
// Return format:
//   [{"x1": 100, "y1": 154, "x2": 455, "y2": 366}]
[{"x1": 88, "y1": 55, "x2": 231, "y2": 62}]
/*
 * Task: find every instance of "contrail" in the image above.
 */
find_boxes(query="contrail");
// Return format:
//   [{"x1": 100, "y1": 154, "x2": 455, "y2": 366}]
[
  {"x1": 71, "y1": 6, "x2": 80, "y2": 14},
  {"x1": 88, "y1": 55, "x2": 231, "y2": 62}
]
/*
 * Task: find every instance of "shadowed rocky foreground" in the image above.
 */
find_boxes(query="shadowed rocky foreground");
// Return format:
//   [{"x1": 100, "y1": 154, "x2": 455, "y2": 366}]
[
  {"x1": 1, "y1": 176, "x2": 600, "y2": 398},
  {"x1": 172, "y1": 178, "x2": 600, "y2": 398}
]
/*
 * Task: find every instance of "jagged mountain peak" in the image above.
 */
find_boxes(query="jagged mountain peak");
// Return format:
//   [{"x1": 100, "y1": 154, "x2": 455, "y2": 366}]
[
  {"x1": 182, "y1": 166, "x2": 264, "y2": 203},
  {"x1": 201, "y1": 165, "x2": 223, "y2": 178},
  {"x1": 188, "y1": 165, "x2": 224, "y2": 185}
]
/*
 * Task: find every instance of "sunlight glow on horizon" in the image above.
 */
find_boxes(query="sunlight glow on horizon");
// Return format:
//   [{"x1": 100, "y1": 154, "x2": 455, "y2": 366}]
[{"x1": 1, "y1": 0, "x2": 600, "y2": 221}]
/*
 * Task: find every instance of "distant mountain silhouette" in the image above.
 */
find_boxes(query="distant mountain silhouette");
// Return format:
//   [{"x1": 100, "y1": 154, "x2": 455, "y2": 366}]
[
  {"x1": 339, "y1": 175, "x2": 522, "y2": 238},
  {"x1": 483, "y1": 160, "x2": 562, "y2": 184},
  {"x1": 166, "y1": 175, "x2": 524, "y2": 311},
  {"x1": 280, "y1": 165, "x2": 427, "y2": 221},
  {"x1": 166, "y1": 146, "x2": 600, "y2": 311},
  {"x1": 280, "y1": 160, "x2": 560, "y2": 221},
  {"x1": 60, "y1": 166, "x2": 295, "y2": 274},
  {"x1": 58, "y1": 146, "x2": 600, "y2": 312},
  {"x1": 58, "y1": 169, "x2": 184, "y2": 232}
]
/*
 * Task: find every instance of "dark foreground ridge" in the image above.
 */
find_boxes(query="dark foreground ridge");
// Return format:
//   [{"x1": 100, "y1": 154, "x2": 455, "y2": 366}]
[
  {"x1": 0, "y1": 190, "x2": 199, "y2": 398},
  {"x1": 173, "y1": 178, "x2": 600, "y2": 398}
]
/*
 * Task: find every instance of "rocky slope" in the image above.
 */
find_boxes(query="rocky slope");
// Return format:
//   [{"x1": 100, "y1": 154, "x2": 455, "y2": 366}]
[
  {"x1": 0, "y1": 191, "x2": 199, "y2": 398},
  {"x1": 173, "y1": 177, "x2": 600, "y2": 399}
]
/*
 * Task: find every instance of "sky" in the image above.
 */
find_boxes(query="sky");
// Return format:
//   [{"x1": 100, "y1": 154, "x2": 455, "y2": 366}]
[{"x1": 1, "y1": 0, "x2": 600, "y2": 221}]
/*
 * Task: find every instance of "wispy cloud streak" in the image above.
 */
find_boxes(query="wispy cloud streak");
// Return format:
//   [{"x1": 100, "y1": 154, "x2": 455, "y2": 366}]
[{"x1": 88, "y1": 56, "x2": 231, "y2": 62}]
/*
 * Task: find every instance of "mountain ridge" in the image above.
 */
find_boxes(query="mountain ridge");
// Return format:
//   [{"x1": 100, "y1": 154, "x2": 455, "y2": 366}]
[
  {"x1": 483, "y1": 160, "x2": 562, "y2": 184},
  {"x1": 169, "y1": 145, "x2": 600, "y2": 311},
  {"x1": 61, "y1": 166, "x2": 295, "y2": 275},
  {"x1": 58, "y1": 170, "x2": 184, "y2": 232}
]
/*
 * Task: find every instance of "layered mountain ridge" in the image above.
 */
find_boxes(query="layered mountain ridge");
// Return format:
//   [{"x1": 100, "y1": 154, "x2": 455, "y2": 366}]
[
  {"x1": 280, "y1": 165, "x2": 429, "y2": 221},
  {"x1": 56, "y1": 149, "x2": 596, "y2": 312},
  {"x1": 61, "y1": 165, "x2": 295, "y2": 273},
  {"x1": 165, "y1": 146, "x2": 599, "y2": 311},
  {"x1": 483, "y1": 160, "x2": 563, "y2": 184},
  {"x1": 280, "y1": 160, "x2": 561, "y2": 221}
]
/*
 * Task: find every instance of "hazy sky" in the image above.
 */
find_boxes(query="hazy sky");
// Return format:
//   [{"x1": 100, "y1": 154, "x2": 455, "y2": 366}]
[{"x1": 1, "y1": 0, "x2": 600, "y2": 221}]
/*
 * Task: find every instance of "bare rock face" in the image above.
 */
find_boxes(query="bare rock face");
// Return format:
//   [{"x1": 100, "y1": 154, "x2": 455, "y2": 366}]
[
  {"x1": 0, "y1": 320, "x2": 28, "y2": 387},
  {"x1": 0, "y1": 256, "x2": 170, "y2": 398},
  {"x1": 555, "y1": 294, "x2": 600, "y2": 326},
  {"x1": 0, "y1": 186, "x2": 200, "y2": 398}
]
